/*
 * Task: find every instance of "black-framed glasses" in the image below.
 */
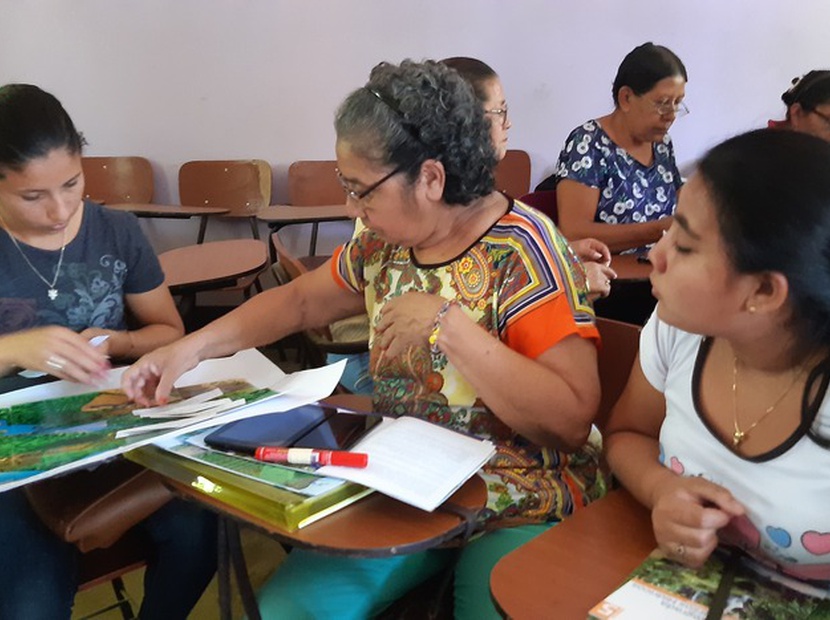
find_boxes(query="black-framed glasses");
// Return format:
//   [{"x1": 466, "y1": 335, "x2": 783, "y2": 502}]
[
  {"x1": 810, "y1": 108, "x2": 830, "y2": 128},
  {"x1": 650, "y1": 99, "x2": 689, "y2": 118},
  {"x1": 484, "y1": 106, "x2": 509, "y2": 128},
  {"x1": 336, "y1": 165, "x2": 404, "y2": 201}
]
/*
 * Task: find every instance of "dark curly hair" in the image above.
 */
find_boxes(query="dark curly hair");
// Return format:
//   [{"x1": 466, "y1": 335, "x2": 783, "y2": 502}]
[
  {"x1": 334, "y1": 59, "x2": 497, "y2": 206},
  {"x1": 0, "y1": 84, "x2": 84, "y2": 178}
]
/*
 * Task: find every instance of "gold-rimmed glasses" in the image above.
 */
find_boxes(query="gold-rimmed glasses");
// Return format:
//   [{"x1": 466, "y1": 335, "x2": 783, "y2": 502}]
[
  {"x1": 651, "y1": 99, "x2": 689, "y2": 118},
  {"x1": 485, "y1": 106, "x2": 509, "y2": 128}
]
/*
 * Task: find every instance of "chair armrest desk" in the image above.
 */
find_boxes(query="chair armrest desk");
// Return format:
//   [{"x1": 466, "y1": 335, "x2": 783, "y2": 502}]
[{"x1": 490, "y1": 488, "x2": 655, "y2": 619}]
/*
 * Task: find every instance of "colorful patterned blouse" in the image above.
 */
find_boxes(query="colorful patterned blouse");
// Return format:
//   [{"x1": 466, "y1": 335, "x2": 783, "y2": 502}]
[
  {"x1": 555, "y1": 120, "x2": 682, "y2": 253},
  {"x1": 330, "y1": 199, "x2": 607, "y2": 523}
]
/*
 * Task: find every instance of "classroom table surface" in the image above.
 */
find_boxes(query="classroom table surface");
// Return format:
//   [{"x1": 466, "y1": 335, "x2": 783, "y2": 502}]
[
  {"x1": 158, "y1": 239, "x2": 268, "y2": 295},
  {"x1": 611, "y1": 253, "x2": 653, "y2": 282},
  {"x1": 166, "y1": 473, "x2": 486, "y2": 557},
  {"x1": 256, "y1": 204, "x2": 349, "y2": 226},
  {"x1": 490, "y1": 488, "x2": 655, "y2": 619},
  {"x1": 106, "y1": 203, "x2": 230, "y2": 218}
]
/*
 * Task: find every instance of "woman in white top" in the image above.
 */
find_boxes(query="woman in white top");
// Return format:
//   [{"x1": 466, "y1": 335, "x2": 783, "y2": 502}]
[{"x1": 605, "y1": 128, "x2": 830, "y2": 581}]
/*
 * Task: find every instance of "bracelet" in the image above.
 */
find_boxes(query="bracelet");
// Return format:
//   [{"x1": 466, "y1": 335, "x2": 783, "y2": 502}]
[{"x1": 429, "y1": 300, "x2": 455, "y2": 355}]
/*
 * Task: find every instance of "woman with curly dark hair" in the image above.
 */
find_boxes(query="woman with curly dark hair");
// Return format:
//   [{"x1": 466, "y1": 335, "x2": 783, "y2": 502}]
[{"x1": 123, "y1": 59, "x2": 606, "y2": 618}]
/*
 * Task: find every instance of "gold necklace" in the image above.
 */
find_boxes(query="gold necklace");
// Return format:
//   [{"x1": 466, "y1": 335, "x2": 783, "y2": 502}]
[
  {"x1": 0, "y1": 216, "x2": 67, "y2": 301},
  {"x1": 731, "y1": 356, "x2": 804, "y2": 448}
]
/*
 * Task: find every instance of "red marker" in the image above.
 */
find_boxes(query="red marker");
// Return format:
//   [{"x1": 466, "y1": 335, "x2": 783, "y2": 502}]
[{"x1": 254, "y1": 446, "x2": 368, "y2": 468}]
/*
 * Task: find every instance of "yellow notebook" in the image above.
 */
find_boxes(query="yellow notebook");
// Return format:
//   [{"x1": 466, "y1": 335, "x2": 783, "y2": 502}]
[{"x1": 127, "y1": 444, "x2": 372, "y2": 531}]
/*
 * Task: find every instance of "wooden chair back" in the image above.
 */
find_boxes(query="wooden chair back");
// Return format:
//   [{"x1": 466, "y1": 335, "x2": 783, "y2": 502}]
[
  {"x1": 270, "y1": 231, "x2": 368, "y2": 360},
  {"x1": 595, "y1": 317, "x2": 641, "y2": 431},
  {"x1": 518, "y1": 190, "x2": 558, "y2": 224},
  {"x1": 494, "y1": 149, "x2": 531, "y2": 198},
  {"x1": 77, "y1": 530, "x2": 149, "y2": 618},
  {"x1": 82, "y1": 156, "x2": 154, "y2": 204},
  {"x1": 287, "y1": 160, "x2": 344, "y2": 206},
  {"x1": 178, "y1": 159, "x2": 271, "y2": 215}
]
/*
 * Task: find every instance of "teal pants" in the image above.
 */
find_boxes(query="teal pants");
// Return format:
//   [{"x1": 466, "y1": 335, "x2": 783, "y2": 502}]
[{"x1": 256, "y1": 523, "x2": 553, "y2": 619}]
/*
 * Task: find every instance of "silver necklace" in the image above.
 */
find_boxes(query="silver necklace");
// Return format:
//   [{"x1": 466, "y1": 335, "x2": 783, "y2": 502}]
[{"x1": 2, "y1": 223, "x2": 67, "y2": 301}]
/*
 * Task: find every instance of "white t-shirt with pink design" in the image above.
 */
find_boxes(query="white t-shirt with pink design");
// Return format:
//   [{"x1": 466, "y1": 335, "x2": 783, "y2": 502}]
[{"x1": 641, "y1": 313, "x2": 830, "y2": 581}]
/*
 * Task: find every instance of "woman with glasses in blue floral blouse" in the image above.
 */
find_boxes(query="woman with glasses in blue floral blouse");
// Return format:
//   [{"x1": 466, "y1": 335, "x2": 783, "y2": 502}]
[{"x1": 538, "y1": 42, "x2": 688, "y2": 256}]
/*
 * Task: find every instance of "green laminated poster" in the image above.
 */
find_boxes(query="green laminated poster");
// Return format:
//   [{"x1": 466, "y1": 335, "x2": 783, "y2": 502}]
[
  {"x1": 127, "y1": 444, "x2": 373, "y2": 531},
  {"x1": 589, "y1": 548, "x2": 830, "y2": 620},
  {"x1": 0, "y1": 379, "x2": 276, "y2": 491}
]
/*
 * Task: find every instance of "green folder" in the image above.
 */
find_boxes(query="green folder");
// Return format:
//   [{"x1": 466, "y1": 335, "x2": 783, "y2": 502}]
[{"x1": 127, "y1": 445, "x2": 372, "y2": 531}]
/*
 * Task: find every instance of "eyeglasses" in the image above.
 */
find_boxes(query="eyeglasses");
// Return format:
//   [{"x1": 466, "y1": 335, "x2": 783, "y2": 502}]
[
  {"x1": 810, "y1": 108, "x2": 830, "y2": 128},
  {"x1": 485, "y1": 106, "x2": 509, "y2": 128},
  {"x1": 650, "y1": 99, "x2": 689, "y2": 118},
  {"x1": 336, "y1": 165, "x2": 404, "y2": 201}
]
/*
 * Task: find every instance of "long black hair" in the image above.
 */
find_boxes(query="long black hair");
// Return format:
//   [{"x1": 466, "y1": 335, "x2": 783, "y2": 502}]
[
  {"x1": 0, "y1": 84, "x2": 83, "y2": 178},
  {"x1": 699, "y1": 129, "x2": 830, "y2": 447},
  {"x1": 699, "y1": 129, "x2": 830, "y2": 355}
]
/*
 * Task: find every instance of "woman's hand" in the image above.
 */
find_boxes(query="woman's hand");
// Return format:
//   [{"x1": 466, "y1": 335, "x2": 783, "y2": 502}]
[
  {"x1": 121, "y1": 338, "x2": 202, "y2": 406},
  {"x1": 571, "y1": 237, "x2": 612, "y2": 266},
  {"x1": 374, "y1": 292, "x2": 445, "y2": 358},
  {"x1": 584, "y1": 261, "x2": 617, "y2": 299},
  {"x1": 78, "y1": 327, "x2": 126, "y2": 358},
  {"x1": 650, "y1": 475, "x2": 745, "y2": 568},
  {"x1": 0, "y1": 326, "x2": 110, "y2": 383}
]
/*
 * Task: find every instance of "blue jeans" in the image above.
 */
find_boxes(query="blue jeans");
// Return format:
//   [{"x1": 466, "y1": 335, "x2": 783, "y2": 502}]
[{"x1": 0, "y1": 488, "x2": 217, "y2": 619}]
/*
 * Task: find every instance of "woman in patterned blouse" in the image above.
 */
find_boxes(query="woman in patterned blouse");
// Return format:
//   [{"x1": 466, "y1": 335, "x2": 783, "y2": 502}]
[
  {"x1": 123, "y1": 59, "x2": 606, "y2": 619},
  {"x1": 542, "y1": 42, "x2": 688, "y2": 255}
]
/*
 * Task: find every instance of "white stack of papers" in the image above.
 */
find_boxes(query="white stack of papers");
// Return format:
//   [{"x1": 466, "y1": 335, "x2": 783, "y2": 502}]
[{"x1": 318, "y1": 416, "x2": 494, "y2": 512}]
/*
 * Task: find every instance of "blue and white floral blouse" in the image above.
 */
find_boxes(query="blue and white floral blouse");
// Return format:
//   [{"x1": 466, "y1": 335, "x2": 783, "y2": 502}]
[{"x1": 554, "y1": 120, "x2": 682, "y2": 253}]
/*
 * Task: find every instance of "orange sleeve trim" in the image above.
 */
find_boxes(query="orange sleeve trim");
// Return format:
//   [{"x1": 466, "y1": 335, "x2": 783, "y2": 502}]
[{"x1": 503, "y1": 295, "x2": 599, "y2": 359}]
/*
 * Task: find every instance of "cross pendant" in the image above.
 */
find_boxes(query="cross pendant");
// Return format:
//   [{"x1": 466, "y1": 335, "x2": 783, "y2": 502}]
[
  {"x1": 732, "y1": 430, "x2": 746, "y2": 447},
  {"x1": 48, "y1": 288, "x2": 58, "y2": 300}
]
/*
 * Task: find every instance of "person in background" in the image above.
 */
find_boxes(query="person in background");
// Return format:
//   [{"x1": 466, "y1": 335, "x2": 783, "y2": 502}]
[
  {"x1": 604, "y1": 129, "x2": 830, "y2": 581},
  {"x1": 442, "y1": 56, "x2": 616, "y2": 298},
  {"x1": 538, "y1": 42, "x2": 687, "y2": 255},
  {"x1": 0, "y1": 83, "x2": 216, "y2": 619},
  {"x1": 122, "y1": 59, "x2": 607, "y2": 619},
  {"x1": 769, "y1": 70, "x2": 830, "y2": 142}
]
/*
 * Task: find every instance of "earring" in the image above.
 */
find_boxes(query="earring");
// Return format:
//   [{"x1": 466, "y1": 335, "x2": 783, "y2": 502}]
[{"x1": 748, "y1": 305, "x2": 757, "y2": 313}]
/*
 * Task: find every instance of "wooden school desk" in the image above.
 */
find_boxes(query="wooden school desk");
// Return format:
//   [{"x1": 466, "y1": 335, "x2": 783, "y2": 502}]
[
  {"x1": 611, "y1": 253, "x2": 653, "y2": 282},
  {"x1": 158, "y1": 239, "x2": 268, "y2": 296},
  {"x1": 490, "y1": 488, "x2": 655, "y2": 619},
  {"x1": 257, "y1": 204, "x2": 350, "y2": 258},
  {"x1": 133, "y1": 392, "x2": 487, "y2": 620},
  {"x1": 594, "y1": 254, "x2": 655, "y2": 325},
  {"x1": 106, "y1": 203, "x2": 231, "y2": 244},
  {"x1": 106, "y1": 203, "x2": 231, "y2": 219}
]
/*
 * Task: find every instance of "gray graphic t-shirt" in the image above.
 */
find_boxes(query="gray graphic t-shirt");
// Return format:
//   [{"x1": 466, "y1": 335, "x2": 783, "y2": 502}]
[{"x1": 0, "y1": 201, "x2": 164, "y2": 334}]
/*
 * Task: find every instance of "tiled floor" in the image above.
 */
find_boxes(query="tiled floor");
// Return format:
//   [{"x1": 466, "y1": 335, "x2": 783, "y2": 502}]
[{"x1": 72, "y1": 528, "x2": 287, "y2": 619}]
